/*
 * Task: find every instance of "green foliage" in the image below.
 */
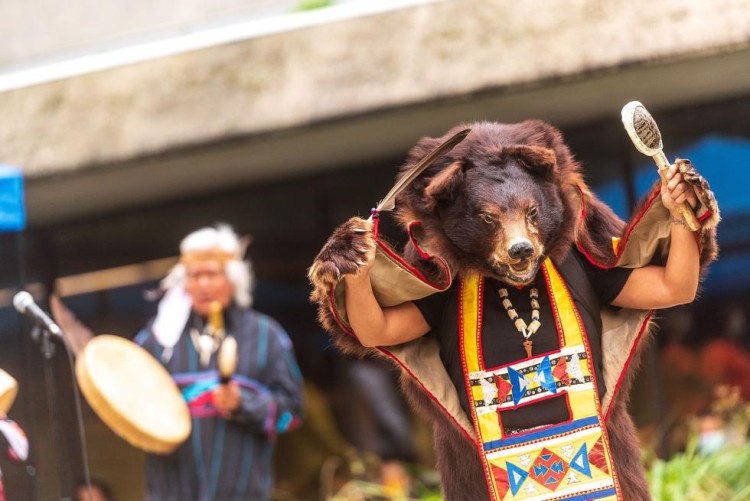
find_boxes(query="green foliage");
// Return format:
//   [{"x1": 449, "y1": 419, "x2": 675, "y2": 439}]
[
  {"x1": 293, "y1": 0, "x2": 335, "y2": 12},
  {"x1": 646, "y1": 386, "x2": 750, "y2": 501},
  {"x1": 323, "y1": 451, "x2": 443, "y2": 500},
  {"x1": 647, "y1": 443, "x2": 750, "y2": 501}
]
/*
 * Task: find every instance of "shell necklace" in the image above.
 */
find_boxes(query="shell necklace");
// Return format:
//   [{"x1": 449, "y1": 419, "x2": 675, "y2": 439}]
[{"x1": 498, "y1": 287, "x2": 541, "y2": 358}]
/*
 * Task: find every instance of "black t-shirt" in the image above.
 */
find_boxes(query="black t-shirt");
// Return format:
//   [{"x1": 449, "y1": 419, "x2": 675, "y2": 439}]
[{"x1": 413, "y1": 248, "x2": 632, "y2": 430}]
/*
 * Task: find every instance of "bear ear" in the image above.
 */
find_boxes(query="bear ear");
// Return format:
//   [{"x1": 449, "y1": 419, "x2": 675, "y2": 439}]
[
  {"x1": 504, "y1": 145, "x2": 557, "y2": 178},
  {"x1": 424, "y1": 161, "x2": 464, "y2": 210}
]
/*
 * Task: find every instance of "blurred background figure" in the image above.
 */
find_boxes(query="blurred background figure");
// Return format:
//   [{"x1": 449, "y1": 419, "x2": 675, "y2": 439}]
[{"x1": 134, "y1": 224, "x2": 304, "y2": 501}]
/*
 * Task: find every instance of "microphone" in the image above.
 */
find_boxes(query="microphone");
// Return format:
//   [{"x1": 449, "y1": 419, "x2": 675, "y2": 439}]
[{"x1": 12, "y1": 291, "x2": 62, "y2": 337}]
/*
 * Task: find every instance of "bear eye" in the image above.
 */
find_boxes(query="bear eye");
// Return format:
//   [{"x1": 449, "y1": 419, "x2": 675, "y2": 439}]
[
  {"x1": 480, "y1": 212, "x2": 497, "y2": 225},
  {"x1": 527, "y1": 206, "x2": 538, "y2": 220}
]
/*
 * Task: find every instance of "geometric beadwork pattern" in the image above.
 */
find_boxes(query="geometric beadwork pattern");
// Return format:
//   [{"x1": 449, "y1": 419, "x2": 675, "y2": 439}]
[
  {"x1": 469, "y1": 348, "x2": 593, "y2": 410},
  {"x1": 491, "y1": 463, "x2": 511, "y2": 500},
  {"x1": 588, "y1": 437, "x2": 610, "y2": 475},
  {"x1": 495, "y1": 374, "x2": 513, "y2": 403},
  {"x1": 528, "y1": 448, "x2": 568, "y2": 491},
  {"x1": 552, "y1": 355, "x2": 570, "y2": 386},
  {"x1": 508, "y1": 366, "x2": 533, "y2": 405},
  {"x1": 506, "y1": 461, "x2": 530, "y2": 496},
  {"x1": 459, "y1": 266, "x2": 621, "y2": 500},
  {"x1": 486, "y1": 427, "x2": 618, "y2": 500},
  {"x1": 569, "y1": 443, "x2": 592, "y2": 478}
]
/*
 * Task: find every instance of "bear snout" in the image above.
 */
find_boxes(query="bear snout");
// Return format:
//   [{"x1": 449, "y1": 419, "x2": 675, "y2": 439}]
[{"x1": 508, "y1": 241, "x2": 534, "y2": 261}]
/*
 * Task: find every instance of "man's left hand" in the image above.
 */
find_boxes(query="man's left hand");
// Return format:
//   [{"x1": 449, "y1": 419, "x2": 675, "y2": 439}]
[{"x1": 213, "y1": 381, "x2": 242, "y2": 414}]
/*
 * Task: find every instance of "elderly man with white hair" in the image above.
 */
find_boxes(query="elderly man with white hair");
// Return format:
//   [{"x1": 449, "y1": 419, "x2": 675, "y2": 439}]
[{"x1": 136, "y1": 224, "x2": 304, "y2": 501}]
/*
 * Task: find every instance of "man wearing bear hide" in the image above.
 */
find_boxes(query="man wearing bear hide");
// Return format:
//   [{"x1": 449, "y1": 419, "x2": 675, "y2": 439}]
[{"x1": 309, "y1": 120, "x2": 719, "y2": 500}]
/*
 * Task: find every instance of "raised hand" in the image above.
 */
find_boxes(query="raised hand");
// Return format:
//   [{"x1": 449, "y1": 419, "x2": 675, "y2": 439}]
[
  {"x1": 308, "y1": 217, "x2": 376, "y2": 304},
  {"x1": 662, "y1": 159, "x2": 698, "y2": 218}
]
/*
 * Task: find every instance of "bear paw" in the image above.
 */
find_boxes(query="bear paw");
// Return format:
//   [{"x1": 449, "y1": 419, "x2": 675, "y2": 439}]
[
  {"x1": 308, "y1": 217, "x2": 376, "y2": 304},
  {"x1": 675, "y1": 158, "x2": 720, "y2": 230}
]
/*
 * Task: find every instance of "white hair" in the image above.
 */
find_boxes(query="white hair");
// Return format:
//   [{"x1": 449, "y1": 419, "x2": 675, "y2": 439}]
[{"x1": 161, "y1": 224, "x2": 253, "y2": 307}]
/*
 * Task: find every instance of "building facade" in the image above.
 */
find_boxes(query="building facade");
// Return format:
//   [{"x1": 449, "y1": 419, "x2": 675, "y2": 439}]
[{"x1": 1, "y1": 0, "x2": 749, "y2": 498}]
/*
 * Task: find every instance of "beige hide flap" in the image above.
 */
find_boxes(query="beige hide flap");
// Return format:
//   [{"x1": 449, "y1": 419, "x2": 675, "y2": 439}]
[
  {"x1": 385, "y1": 337, "x2": 474, "y2": 438},
  {"x1": 600, "y1": 308, "x2": 653, "y2": 416},
  {"x1": 600, "y1": 195, "x2": 671, "y2": 416},
  {"x1": 330, "y1": 239, "x2": 472, "y2": 436},
  {"x1": 332, "y1": 240, "x2": 452, "y2": 328},
  {"x1": 614, "y1": 197, "x2": 672, "y2": 269}
]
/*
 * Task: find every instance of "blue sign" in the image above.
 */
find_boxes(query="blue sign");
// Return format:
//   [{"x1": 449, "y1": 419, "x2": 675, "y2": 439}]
[
  {"x1": 0, "y1": 165, "x2": 26, "y2": 231},
  {"x1": 594, "y1": 135, "x2": 750, "y2": 297}
]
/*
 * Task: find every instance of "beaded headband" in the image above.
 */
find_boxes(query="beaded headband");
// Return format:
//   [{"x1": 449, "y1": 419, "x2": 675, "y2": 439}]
[{"x1": 180, "y1": 249, "x2": 239, "y2": 265}]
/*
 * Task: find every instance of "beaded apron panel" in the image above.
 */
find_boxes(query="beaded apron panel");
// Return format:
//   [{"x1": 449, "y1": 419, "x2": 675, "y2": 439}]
[{"x1": 459, "y1": 260, "x2": 622, "y2": 501}]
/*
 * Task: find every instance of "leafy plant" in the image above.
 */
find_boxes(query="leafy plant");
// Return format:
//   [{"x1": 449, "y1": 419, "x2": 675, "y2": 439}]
[
  {"x1": 647, "y1": 442, "x2": 750, "y2": 500},
  {"x1": 322, "y1": 450, "x2": 443, "y2": 500},
  {"x1": 646, "y1": 385, "x2": 750, "y2": 501}
]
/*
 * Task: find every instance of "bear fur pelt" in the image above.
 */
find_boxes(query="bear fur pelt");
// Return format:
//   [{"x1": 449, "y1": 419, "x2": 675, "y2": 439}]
[{"x1": 309, "y1": 120, "x2": 719, "y2": 500}]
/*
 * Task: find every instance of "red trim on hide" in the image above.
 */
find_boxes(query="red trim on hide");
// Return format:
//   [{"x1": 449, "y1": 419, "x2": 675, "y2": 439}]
[
  {"x1": 325, "y1": 230, "x2": 450, "y2": 334},
  {"x1": 613, "y1": 188, "x2": 662, "y2": 265},
  {"x1": 698, "y1": 210, "x2": 713, "y2": 224},
  {"x1": 375, "y1": 239, "x2": 451, "y2": 291},
  {"x1": 576, "y1": 186, "x2": 661, "y2": 270},
  {"x1": 377, "y1": 347, "x2": 476, "y2": 444},
  {"x1": 328, "y1": 288, "x2": 356, "y2": 337},
  {"x1": 327, "y1": 286, "x2": 476, "y2": 444},
  {"x1": 578, "y1": 184, "x2": 704, "y2": 272},
  {"x1": 604, "y1": 311, "x2": 655, "y2": 422},
  {"x1": 323, "y1": 248, "x2": 470, "y2": 444},
  {"x1": 576, "y1": 185, "x2": 662, "y2": 270},
  {"x1": 407, "y1": 221, "x2": 432, "y2": 259}
]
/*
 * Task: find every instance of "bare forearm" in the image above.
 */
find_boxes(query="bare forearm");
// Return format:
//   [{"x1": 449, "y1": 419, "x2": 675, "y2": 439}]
[
  {"x1": 343, "y1": 271, "x2": 430, "y2": 347},
  {"x1": 613, "y1": 163, "x2": 703, "y2": 310},
  {"x1": 663, "y1": 221, "x2": 700, "y2": 302},
  {"x1": 649, "y1": 161, "x2": 701, "y2": 305},
  {"x1": 343, "y1": 271, "x2": 388, "y2": 346},
  {"x1": 614, "y1": 221, "x2": 701, "y2": 309}
]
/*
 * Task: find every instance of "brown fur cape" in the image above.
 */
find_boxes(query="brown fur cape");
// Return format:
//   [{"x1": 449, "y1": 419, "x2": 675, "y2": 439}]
[{"x1": 310, "y1": 121, "x2": 719, "y2": 500}]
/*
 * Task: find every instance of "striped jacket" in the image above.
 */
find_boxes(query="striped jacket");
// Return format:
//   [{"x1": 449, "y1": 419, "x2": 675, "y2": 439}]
[{"x1": 136, "y1": 306, "x2": 304, "y2": 501}]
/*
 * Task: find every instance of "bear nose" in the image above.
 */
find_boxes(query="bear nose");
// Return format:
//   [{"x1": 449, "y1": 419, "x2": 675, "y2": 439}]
[{"x1": 509, "y1": 242, "x2": 534, "y2": 260}]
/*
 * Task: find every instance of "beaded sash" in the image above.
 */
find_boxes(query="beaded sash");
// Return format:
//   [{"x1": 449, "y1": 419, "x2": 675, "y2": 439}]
[{"x1": 459, "y1": 259, "x2": 622, "y2": 500}]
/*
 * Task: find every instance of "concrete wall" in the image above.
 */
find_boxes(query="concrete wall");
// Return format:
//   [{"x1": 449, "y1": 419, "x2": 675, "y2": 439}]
[
  {"x1": 0, "y1": 0, "x2": 302, "y2": 67},
  {"x1": 2, "y1": 0, "x2": 750, "y2": 225},
  {"x1": 3, "y1": 0, "x2": 749, "y2": 175}
]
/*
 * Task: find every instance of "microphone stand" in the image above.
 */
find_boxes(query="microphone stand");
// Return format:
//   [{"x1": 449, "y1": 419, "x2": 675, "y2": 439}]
[
  {"x1": 30, "y1": 321, "x2": 93, "y2": 501},
  {"x1": 30, "y1": 324, "x2": 70, "y2": 500}
]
